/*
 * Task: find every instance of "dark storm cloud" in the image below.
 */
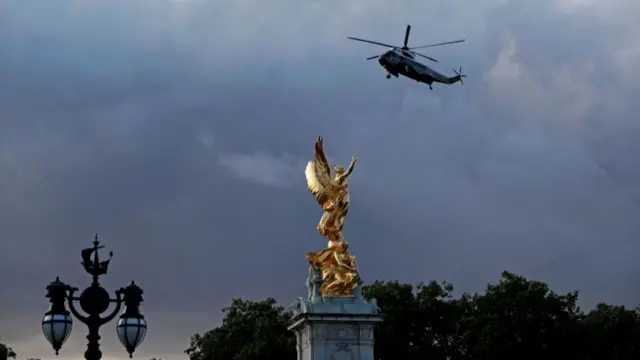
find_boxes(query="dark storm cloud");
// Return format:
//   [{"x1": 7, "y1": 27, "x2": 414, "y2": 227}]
[{"x1": 0, "y1": 0, "x2": 638, "y2": 359}]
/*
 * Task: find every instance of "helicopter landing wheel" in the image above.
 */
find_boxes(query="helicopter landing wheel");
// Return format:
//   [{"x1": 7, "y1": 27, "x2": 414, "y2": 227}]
[{"x1": 386, "y1": 74, "x2": 391, "y2": 79}]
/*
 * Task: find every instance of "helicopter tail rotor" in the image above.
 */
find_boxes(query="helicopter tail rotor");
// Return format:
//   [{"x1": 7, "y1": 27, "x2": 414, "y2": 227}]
[{"x1": 453, "y1": 66, "x2": 466, "y2": 85}]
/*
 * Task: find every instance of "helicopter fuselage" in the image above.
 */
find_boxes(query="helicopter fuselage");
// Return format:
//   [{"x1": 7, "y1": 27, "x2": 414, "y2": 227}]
[{"x1": 378, "y1": 49, "x2": 461, "y2": 87}]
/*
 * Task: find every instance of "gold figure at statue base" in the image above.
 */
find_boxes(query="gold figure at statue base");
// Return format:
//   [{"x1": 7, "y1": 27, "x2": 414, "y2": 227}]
[
  {"x1": 304, "y1": 137, "x2": 359, "y2": 297},
  {"x1": 306, "y1": 241, "x2": 359, "y2": 297}
]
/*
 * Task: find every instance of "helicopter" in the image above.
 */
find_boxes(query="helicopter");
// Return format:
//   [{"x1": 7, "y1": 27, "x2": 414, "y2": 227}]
[{"x1": 347, "y1": 25, "x2": 466, "y2": 89}]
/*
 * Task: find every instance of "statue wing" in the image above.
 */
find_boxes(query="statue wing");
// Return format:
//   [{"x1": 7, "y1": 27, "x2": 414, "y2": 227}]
[{"x1": 305, "y1": 137, "x2": 337, "y2": 208}]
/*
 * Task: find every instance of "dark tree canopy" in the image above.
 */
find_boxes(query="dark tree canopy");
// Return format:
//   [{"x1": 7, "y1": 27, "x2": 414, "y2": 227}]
[
  {"x1": 187, "y1": 271, "x2": 640, "y2": 360},
  {"x1": 363, "y1": 280, "x2": 462, "y2": 360},
  {"x1": 0, "y1": 340, "x2": 16, "y2": 360},
  {"x1": 459, "y1": 271, "x2": 583, "y2": 360},
  {"x1": 186, "y1": 298, "x2": 295, "y2": 360}
]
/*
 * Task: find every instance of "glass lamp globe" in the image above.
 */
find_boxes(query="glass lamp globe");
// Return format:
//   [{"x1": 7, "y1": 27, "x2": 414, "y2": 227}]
[
  {"x1": 42, "y1": 313, "x2": 73, "y2": 355},
  {"x1": 117, "y1": 316, "x2": 147, "y2": 357}
]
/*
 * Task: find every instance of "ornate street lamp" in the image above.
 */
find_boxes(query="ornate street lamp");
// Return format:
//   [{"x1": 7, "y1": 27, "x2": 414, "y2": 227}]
[{"x1": 42, "y1": 235, "x2": 147, "y2": 360}]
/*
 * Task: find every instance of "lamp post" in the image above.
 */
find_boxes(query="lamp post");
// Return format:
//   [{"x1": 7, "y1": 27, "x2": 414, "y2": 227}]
[{"x1": 42, "y1": 235, "x2": 147, "y2": 360}]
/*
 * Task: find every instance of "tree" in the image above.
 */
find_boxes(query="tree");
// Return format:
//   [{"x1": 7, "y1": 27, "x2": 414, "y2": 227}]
[
  {"x1": 580, "y1": 303, "x2": 640, "y2": 360},
  {"x1": 363, "y1": 280, "x2": 417, "y2": 360},
  {"x1": 458, "y1": 271, "x2": 582, "y2": 360},
  {"x1": 185, "y1": 298, "x2": 295, "y2": 360},
  {"x1": 187, "y1": 272, "x2": 640, "y2": 360},
  {"x1": 0, "y1": 340, "x2": 16, "y2": 360},
  {"x1": 363, "y1": 280, "x2": 463, "y2": 360}
]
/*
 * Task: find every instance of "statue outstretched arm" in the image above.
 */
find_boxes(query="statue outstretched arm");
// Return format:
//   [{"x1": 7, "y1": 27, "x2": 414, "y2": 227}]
[
  {"x1": 337, "y1": 157, "x2": 357, "y2": 183},
  {"x1": 346, "y1": 156, "x2": 356, "y2": 176}
]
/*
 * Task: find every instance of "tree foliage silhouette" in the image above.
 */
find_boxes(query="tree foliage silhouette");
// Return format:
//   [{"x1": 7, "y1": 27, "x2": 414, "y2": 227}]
[
  {"x1": 0, "y1": 339, "x2": 16, "y2": 360},
  {"x1": 187, "y1": 271, "x2": 640, "y2": 360}
]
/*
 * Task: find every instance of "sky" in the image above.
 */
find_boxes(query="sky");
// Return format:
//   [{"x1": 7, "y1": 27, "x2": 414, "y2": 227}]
[{"x1": 0, "y1": 0, "x2": 639, "y2": 359}]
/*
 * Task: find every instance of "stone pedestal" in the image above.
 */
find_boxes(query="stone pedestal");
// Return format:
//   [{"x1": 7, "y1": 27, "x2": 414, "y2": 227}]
[{"x1": 288, "y1": 267, "x2": 382, "y2": 360}]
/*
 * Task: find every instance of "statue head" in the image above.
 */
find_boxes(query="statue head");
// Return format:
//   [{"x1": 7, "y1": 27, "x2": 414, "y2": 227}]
[
  {"x1": 337, "y1": 241, "x2": 349, "y2": 252},
  {"x1": 333, "y1": 165, "x2": 345, "y2": 175}
]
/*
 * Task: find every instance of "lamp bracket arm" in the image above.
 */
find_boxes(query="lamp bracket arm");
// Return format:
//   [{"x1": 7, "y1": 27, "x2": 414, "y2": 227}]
[
  {"x1": 66, "y1": 287, "x2": 89, "y2": 324},
  {"x1": 100, "y1": 288, "x2": 124, "y2": 326}
]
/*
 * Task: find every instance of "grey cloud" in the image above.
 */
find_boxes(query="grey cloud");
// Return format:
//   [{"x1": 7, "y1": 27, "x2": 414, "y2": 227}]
[
  {"x1": 0, "y1": 0, "x2": 639, "y2": 359},
  {"x1": 218, "y1": 151, "x2": 303, "y2": 188}
]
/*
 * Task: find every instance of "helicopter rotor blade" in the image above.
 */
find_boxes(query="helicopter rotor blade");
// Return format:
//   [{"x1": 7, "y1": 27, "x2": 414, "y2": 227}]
[
  {"x1": 366, "y1": 55, "x2": 380, "y2": 60},
  {"x1": 409, "y1": 39, "x2": 465, "y2": 50},
  {"x1": 347, "y1": 37, "x2": 397, "y2": 49},
  {"x1": 412, "y1": 51, "x2": 438, "y2": 63},
  {"x1": 403, "y1": 25, "x2": 411, "y2": 48}
]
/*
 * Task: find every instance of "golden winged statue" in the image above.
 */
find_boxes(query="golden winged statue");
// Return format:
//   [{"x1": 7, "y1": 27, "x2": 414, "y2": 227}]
[{"x1": 304, "y1": 136, "x2": 360, "y2": 296}]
